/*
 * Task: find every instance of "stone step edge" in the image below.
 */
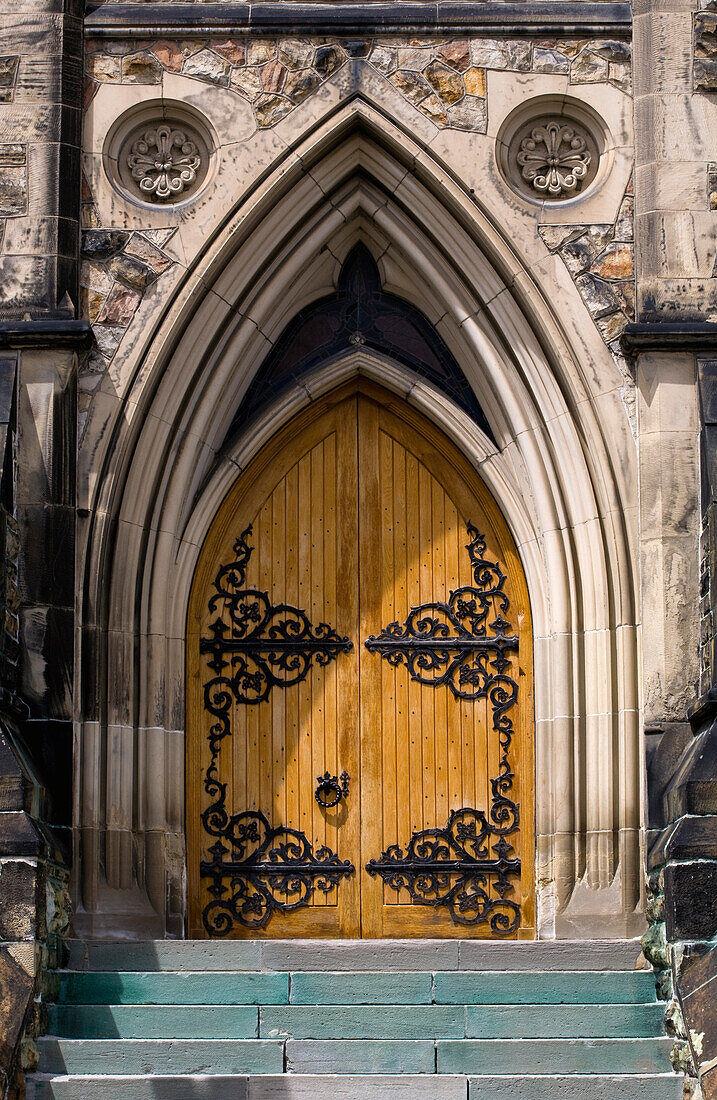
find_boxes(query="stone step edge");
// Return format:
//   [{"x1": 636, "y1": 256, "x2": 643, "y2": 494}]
[
  {"x1": 49, "y1": 1000, "x2": 663, "y2": 1008},
  {"x1": 28, "y1": 1073, "x2": 682, "y2": 1081},
  {"x1": 57, "y1": 968, "x2": 655, "y2": 977},
  {"x1": 25, "y1": 1072, "x2": 686, "y2": 1100},
  {"x1": 37, "y1": 1037, "x2": 672, "y2": 1046},
  {"x1": 66, "y1": 939, "x2": 645, "y2": 973}
]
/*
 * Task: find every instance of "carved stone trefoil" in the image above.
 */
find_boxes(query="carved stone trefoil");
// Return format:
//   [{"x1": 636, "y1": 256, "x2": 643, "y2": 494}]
[
  {"x1": 127, "y1": 124, "x2": 202, "y2": 200},
  {"x1": 516, "y1": 121, "x2": 591, "y2": 197}
]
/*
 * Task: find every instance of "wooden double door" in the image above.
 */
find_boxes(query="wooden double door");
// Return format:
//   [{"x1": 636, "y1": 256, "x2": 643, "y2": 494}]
[{"x1": 187, "y1": 382, "x2": 534, "y2": 939}]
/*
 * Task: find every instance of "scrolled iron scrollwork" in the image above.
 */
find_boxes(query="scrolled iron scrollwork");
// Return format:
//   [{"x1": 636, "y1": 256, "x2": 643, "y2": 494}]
[
  {"x1": 366, "y1": 803, "x2": 521, "y2": 935},
  {"x1": 201, "y1": 810, "x2": 354, "y2": 934},
  {"x1": 365, "y1": 523, "x2": 518, "y2": 701},
  {"x1": 198, "y1": 526, "x2": 354, "y2": 933},
  {"x1": 200, "y1": 525, "x2": 352, "y2": 706},
  {"x1": 364, "y1": 523, "x2": 522, "y2": 934}
]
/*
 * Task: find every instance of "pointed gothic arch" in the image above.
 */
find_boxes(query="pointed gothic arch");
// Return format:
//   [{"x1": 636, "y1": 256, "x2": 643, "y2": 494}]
[{"x1": 74, "y1": 100, "x2": 641, "y2": 940}]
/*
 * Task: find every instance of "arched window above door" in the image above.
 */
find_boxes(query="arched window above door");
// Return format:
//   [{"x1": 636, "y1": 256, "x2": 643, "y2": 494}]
[{"x1": 230, "y1": 244, "x2": 494, "y2": 443}]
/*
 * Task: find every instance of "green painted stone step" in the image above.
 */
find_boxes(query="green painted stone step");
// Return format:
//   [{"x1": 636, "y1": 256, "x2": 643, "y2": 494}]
[
  {"x1": 433, "y1": 970, "x2": 657, "y2": 1005},
  {"x1": 437, "y1": 1037, "x2": 674, "y2": 1075},
  {"x1": 37, "y1": 1039, "x2": 284, "y2": 1076},
  {"x1": 260, "y1": 1005, "x2": 465, "y2": 1039},
  {"x1": 58, "y1": 971, "x2": 289, "y2": 1005},
  {"x1": 48, "y1": 1000, "x2": 667, "y2": 1041},
  {"x1": 289, "y1": 971, "x2": 433, "y2": 1004},
  {"x1": 284, "y1": 1039, "x2": 436, "y2": 1074},
  {"x1": 47, "y1": 1004, "x2": 260, "y2": 1039},
  {"x1": 37, "y1": 1036, "x2": 673, "y2": 1077},
  {"x1": 464, "y1": 1002, "x2": 666, "y2": 1039},
  {"x1": 58, "y1": 968, "x2": 657, "y2": 1008}
]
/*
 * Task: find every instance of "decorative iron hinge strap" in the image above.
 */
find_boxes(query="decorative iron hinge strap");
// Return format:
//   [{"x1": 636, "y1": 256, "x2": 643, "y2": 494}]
[
  {"x1": 366, "y1": 857, "x2": 521, "y2": 874},
  {"x1": 201, "y1": 859, "x2": 356, "y2": 876},
  {"x1": 365, "y1": 635, "x2": 518, "y2": 653},
  {"x1": 200, "y1": 637, "x2": 353, "y2": 655}
]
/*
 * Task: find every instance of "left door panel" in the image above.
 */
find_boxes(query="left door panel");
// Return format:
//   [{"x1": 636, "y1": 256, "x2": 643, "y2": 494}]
[{"x1": 186, "y1": 396, "x2": 361, "y2": 938}]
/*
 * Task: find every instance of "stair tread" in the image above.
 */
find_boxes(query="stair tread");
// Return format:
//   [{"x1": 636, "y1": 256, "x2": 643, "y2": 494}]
[
  {"x1": 26, "y1": 1072, "x2": 684, "y2": 1100},
  {"x1": 48, "y1": 1001, "x2": 667, "y2": 1040},
  {"x1": 37, "y1": 1035, "x2": 674, "y2": 1076},
  {"x1": 66, "y1": 938, "x2": 644, "y2": 973},
  {"x1": 57, "y1": 969, "x2": 658, "y2": 1007}
]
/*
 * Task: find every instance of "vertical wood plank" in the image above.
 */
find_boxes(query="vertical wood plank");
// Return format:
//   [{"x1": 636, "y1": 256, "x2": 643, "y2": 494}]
[
  {"x1": 310, "y1": 441, "x2": 326, "y2": 898},
  {"x1": 285, "y1": 463, "x2": 300, "y2": 838},
  {"x1": 379, "y1": 429, "x2": 398, "y2": 906},
  {"x1": 335, "y1": 398, "x2": 360, "y2": 936},
  {"x1": 357, "y1": 396, "x2": 383, "y2": 938},
  {"x1": 322, "y1": 432, "x2": 338, "y2": 890},
  {"x1": 417, "y1": 462, "x2": 436, "y2": 827},
  {"x1": 444, "y1": 497, "x2": 464, "y2": 814},
  {"x1": 271, "y1": 482, "x2": 287, "y2": 830},
  {"x1": 432, "y1": 478, "x2": 450, "y2": 827},
  {"x1": 297, "y1": 451, "x2": 313, "y2": 847}
]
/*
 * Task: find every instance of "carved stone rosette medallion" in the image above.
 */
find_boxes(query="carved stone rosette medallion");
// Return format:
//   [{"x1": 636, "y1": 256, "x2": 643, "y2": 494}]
[
  {"x1": 127, "y1": 125, "x2": 202, "y2": 200},
  {"x1": 497, "y1": 98, "x2": 603, "y2": 204},
  {"x1": 516, "y1": 121, "x2": 591, "y2": 197},
  {"x1": 105, "y1": 102, "x2": 213, "y2": 206}
]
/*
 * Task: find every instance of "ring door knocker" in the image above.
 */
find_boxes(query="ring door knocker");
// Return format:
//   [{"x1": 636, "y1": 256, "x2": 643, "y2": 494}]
[{"x1": 315, "y1": 770, "x2": 350, "y2": 809}]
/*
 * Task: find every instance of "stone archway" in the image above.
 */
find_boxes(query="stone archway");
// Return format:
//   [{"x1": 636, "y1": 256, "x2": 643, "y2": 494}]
[{"x1": 74, "y1": 103, "x2": 641, "y2": 940}]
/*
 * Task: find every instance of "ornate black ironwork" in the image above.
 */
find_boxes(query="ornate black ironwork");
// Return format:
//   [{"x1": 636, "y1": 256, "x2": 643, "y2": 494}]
[
  {"x1": 199, "y1": 526, "x2": 354, "y2": 933},
  {"x1": 365, "y1": 524, "x2": 518, "y2": 700},
  {"x1": 365, "y1": 523, "x2": 522, "y2": 933},
  {"x1": 366, "y1": 804, "x2": 521, "y2": 934},
  {"x1": 200, "y1": 525, "x2": 352, "y2": 706},
  {"x1": 201, "y1": 810, "x2": 354, "y2": 934},
  {"x1": 315, "y1": 770, "x2": 350, "y2": 808}
]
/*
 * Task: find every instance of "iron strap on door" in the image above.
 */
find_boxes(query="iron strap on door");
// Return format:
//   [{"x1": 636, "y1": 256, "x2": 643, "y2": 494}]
[
  {"x1": 365, "y1": 523, "x2": 522, "y2": 935},
  {"x1": 198, "y1": 525, "x2": 354, "y2": 934}
]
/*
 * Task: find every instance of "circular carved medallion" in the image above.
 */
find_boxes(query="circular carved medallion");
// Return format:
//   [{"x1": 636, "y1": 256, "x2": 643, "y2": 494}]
[
  {"x1": 127, "y1": 124, "x2": 202, "y2": 200},
  {"x1": 104, "y1": 102, "x2": 215, "y2": 207},
  {"x1": 516, "y1": 120, "x2": 592, "y2": 198},
  {"x1": 497, "y1": 97, "x2": 606, "y2": 205}
]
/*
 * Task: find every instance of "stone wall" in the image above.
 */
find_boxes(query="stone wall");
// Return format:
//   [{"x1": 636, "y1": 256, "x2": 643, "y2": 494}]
[
  {"x1": 0, "y1": 0, "x2": 82, "y2": 319},
  {"x1": 0, "y1": 349, "x2": 73, "y2": 1098},
  {"x1": 630, "y1": 0, "x2": 717, "y2": 1092}
]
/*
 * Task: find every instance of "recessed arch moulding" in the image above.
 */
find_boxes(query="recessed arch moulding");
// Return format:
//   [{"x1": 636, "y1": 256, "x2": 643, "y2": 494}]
[{"x1": 74, "y1": 100, "x2": 641, "y2": 940}]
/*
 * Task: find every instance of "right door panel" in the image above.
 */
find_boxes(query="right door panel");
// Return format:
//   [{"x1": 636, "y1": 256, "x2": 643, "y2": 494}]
[{"x1": 357, "y1": 395, "x2": 535, "y2": 939}]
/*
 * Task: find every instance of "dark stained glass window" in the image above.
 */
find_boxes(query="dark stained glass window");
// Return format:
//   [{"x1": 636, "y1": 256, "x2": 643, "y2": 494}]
[{"x1": 230, "y1": 244, "x2": 494, "y2": 443}]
